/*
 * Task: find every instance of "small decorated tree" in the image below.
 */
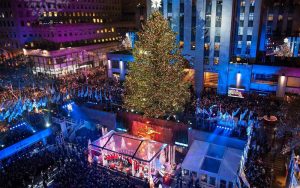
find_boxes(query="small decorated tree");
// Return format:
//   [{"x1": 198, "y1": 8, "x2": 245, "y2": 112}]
[{"x1": 123, "y1": 11, "x2": 190, "y2": 118}]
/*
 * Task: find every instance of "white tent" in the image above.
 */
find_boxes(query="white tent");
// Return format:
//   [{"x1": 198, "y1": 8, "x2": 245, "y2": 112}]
[{"x1": 182, "y1": 140, "x2": 244, "y2": 187}]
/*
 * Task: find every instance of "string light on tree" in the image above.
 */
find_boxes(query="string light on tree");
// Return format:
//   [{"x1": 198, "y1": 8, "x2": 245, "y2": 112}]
[{"x1": 123, "y1": 11, "x2": 190, "y2": 118}]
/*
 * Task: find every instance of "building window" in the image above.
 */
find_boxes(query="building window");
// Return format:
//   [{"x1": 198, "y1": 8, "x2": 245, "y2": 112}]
[
  {"x1": 200, "y1": 174, "x2": 208, "y2": 183},
  {"x1": 248, "y1": 20, "x2": 253, "y2": 27},
  {"x1": 220, "y1": 180, "x2": 227, "y2": 188},
  {"x1": 214, "y1": 57, "x2": 219, "y2": 65},
  {"x1": 249, "y1": 13, "x2": 254, "y2": 20},
  {"x1": 214, "y1": 50, "x2": 219, "y2": 57},
  {"x1": 239, "y1": 20, "x2": 244, "y2": 27},
  {"x1": 238, "y1": 35, "x2": 243, "y2": 41},
  {"x1": 240, "y1": 13, "x2": 245, "y2": 21},
  {"x1": 247, "y1": 35, "x2": 252, "y2": 41},
  {"x1": 249, "y1": 5, "x2": 255, "y2": 13},
  {"x1": 209, "y1": 177, "x2": 216, "y2": 186},
  {"x1": 204, "y1": 57, "x2": 209, "y2": 65},
  {"x1": 214, "y1": 43, "x2": 220, "y2": 50},
  {"x1": 268, "y1": 14, "x2": 273, "y2": 21}
]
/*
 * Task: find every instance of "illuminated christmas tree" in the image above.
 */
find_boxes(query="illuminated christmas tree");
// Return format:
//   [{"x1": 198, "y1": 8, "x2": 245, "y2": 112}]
[{"x1": 123, "y1": 11, "x2": 190, "y2": 118}]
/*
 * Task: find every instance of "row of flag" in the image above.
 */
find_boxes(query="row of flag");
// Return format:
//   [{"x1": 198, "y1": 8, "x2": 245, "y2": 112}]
[
  {"x1": 0, "y1": 97, "x2": 48, "y2": 122},
  {"x1": 0, "y1": 86, "x2": 115, "y2": 123}
]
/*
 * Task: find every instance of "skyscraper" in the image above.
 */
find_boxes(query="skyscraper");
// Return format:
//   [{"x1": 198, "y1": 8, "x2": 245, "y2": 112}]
[
  {"x1": 0, "y1": 0, "x2": 136, "y2": 76},
  {"x1": 160, "y1": 0, "x2": 264, "y2": 95}
]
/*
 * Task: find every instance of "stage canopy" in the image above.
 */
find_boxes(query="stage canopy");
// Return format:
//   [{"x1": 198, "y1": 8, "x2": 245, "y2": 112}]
[
  {"x1": 182, "y1": 139, "x2": 243, "y2": 182},
  {"x1": 90, "y1": 130, "x2": 167, "y2": 163}
]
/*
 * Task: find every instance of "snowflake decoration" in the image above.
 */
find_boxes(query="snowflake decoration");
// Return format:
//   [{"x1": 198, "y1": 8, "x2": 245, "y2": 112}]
[
  {"x1": 151, "y1": 0, "x2": 162, "y2": 9},
  {"x1": 24, "y1": 0, "x2": 70, "y2": 17}
]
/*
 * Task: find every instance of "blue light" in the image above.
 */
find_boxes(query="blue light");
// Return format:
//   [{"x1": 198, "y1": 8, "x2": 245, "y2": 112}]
[
  {"x1": 116, "y1": 128, "x2": 127, "y2": 132},
  {"x1": 45, "y1": 122, "x2": 51, "y2": 127},
  {"x1": 175, "y1": 142, "x2": 188, "y2": 147}
]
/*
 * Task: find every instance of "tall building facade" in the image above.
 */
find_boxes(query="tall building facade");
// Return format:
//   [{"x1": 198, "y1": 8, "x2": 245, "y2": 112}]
[
  {"x1": 0, "y1": 0, "x2": 136, "y2": 76},
  {"x1": 260, "y1": 0, "x2": 300, "y2": 55},
  {"x1": 148, "y1": 0, "x2": 300, "y2": 96},
  {"x1": 160, "y1": 0, "x2": 265, "y2": 95},
  {"x1": 233, "y1": 0, "x2": 263, "y2": 59}
]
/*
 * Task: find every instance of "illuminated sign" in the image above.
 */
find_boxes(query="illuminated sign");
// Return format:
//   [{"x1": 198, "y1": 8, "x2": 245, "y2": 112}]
[{"x1": 228, "y1": 88, "x2": 245, "y2": 98}]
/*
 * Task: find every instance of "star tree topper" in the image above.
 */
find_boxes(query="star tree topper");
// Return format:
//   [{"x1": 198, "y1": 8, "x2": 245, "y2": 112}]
[{"x1": 151, "y1": 0, "x2": 162, "y2": 10}]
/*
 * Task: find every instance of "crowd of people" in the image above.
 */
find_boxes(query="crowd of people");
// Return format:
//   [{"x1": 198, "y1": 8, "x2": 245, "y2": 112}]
[
  {"x1": 195, "y1": 90, "x2": 280, "y2": 121},
  {"x1": 0, "y1": 62, "x2": 298, "y2": 188},
  {"x1": 245, "y1": 124, "x2": 272, "y2": 188},
  {"x1": 0, "y1": 137, "x2": 148, "y2": 188},
  {"x1": 56, "y1": 67, "x2": 124, "y2": 104}
]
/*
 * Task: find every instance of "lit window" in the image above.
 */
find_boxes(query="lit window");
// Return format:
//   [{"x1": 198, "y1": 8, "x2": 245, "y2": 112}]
[
  {"x1": 111, "y1": 27, "x2": 115, "y2": 32},
  {"x1": 238, "y1": 27, "x2": 243, "y2": 35},
  {"x1": 49, "y1": 12, "x2": 52, "y2": 17},
  {"x1": 214, "y1": 57, "x2": 219, "y2": 65},
  {"x1": 214, "y1": 43, "x2": 220, "y2": 50},
  {"x1": 43, "y1": 12, "x2": 47, "y2": 17},
  {"x1": 248, "y1": 13, "x2": 254, "y2": 20},
  {"x1": 240, "y1": 13, "x2": 245, "y2": 20},
  {"x1": 204, "y1": 43, "x2": 210, "y2": 50},
  {"x1": 105, "y1": 28, "x2": 107, "y2": 32},
  {"x1": 93, "y1": 18, "x2": 96, "y2": 23},
  {"x1": 54, "y1": 12, "x2": 57, "y2": 17},
  {"x1": 26, "y1": 21, "x2": 30, "y2": 26},
  {"x1": 247, "y1": 28, "x2": 253, "y2": 35}
]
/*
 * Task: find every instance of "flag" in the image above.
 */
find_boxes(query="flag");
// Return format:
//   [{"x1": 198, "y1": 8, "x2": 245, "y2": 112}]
[
  {"x1": 94, "y1": 89, "x2": 98, "y2": 101},
  {"x1": 80, "y1": 87, "x2": 84, "y2": 97},
  {"x1": 4, "y1": 109, "x2": 10, "y2": 119},
  {"x1": 78, "y1": 88, "x2": 81, "y2": 97},
  {"x1": 88, "y1": 89, "x2": 93, "y2": 98},
  {"x1": 99, "y1": 89, "x2": 102, "y2": 102},
  {"x1": 84, "y1": 87, "x2": 89, "y2": 98},
  {"x1": 0, "y1": 112, "x2": 4, "y2": 121}
]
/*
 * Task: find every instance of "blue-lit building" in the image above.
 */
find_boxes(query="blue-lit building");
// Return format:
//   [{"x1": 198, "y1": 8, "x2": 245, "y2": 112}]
[
  {"x1": 150, "y1": 0, "x2": 300, "y2": 96},
  {"x1": 156, "y1": 0, "x2": 265, "y2": 95},
  {"x1": 107, "y1": 0, "x2": 300, "y2": 97}
]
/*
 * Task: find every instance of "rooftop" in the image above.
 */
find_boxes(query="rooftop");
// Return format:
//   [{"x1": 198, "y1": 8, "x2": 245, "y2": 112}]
[
  {"x1": 90, "y1": 130, "x2": 167, "y2": 163},
  {"x1": 182, "y1": 139, "x2": 244, "y2": 182}
]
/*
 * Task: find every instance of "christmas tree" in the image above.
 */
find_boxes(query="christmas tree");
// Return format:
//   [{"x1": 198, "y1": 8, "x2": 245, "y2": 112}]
[{"x1": 123, "y1": 11, "x2": 190, "y2": 118}]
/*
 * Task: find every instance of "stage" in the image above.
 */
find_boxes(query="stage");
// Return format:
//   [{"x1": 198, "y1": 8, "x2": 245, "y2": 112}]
[{"x1": 88, "y1": 131, "x2": 173, "y2": 184}]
